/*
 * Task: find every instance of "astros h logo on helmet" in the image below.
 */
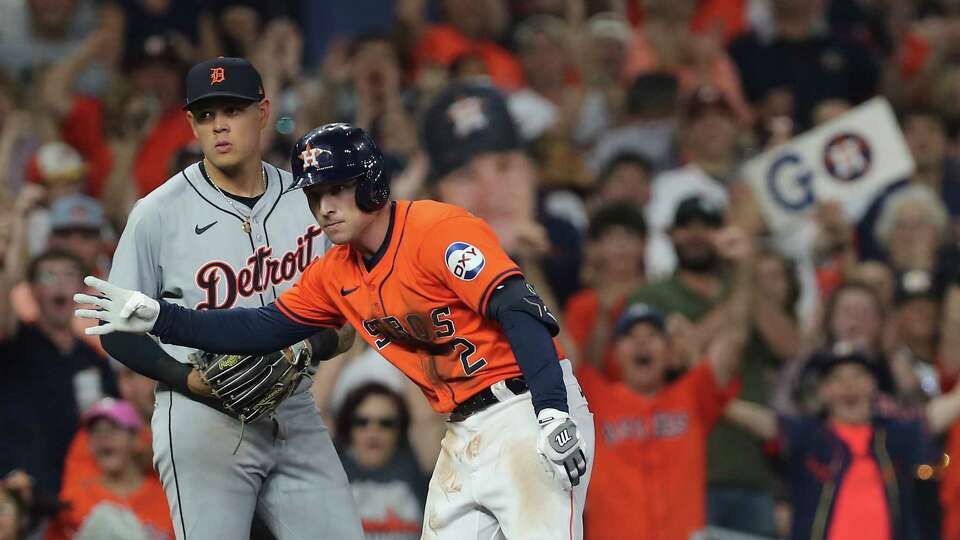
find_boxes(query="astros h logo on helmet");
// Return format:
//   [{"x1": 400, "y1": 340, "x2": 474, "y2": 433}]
[{"x1": 299, "y1": 143, "x2": 331, "y2": 169}]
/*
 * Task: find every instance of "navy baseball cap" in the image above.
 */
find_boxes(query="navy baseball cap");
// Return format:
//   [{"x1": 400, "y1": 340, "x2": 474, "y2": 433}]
[
  {"x1": 184, "y1": 57, "x2": 264, "y2": 110},
  {"x1": 893, "y1": 270, "x2": 940, "y2": 305},
  {"x1": 421, "y1": 82, "x2": 521, "y2": 182},
  {"x1": 807, "y1": 343, "x2": 880, "y2": 382},
  {"x1": 615, "y1": 303, "x2": 667, "y2": 336},
  {"x1": 672, "y1": 195, "x2": 725, "y2": 229}
]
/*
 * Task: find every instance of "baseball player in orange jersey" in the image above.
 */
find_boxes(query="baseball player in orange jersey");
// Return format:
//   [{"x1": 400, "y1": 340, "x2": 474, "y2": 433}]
[{"x1": 76, "y1": 123, "x2": 595, "y2": 539}]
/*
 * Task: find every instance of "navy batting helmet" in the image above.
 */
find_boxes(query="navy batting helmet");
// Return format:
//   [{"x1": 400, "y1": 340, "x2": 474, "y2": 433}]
[{"x1": 290, "y1": 123, "x2": 389, "y2": 212}]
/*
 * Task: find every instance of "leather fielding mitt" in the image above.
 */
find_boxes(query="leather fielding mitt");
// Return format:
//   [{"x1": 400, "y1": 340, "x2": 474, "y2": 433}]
[{"x1": 188, "y1": 340, "x2": 312, "y2": 424}]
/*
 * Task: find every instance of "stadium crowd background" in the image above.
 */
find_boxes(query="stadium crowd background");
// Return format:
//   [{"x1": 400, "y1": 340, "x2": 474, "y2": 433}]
[{"x1": 4, "y1": 0, "x2": 960, "y2": 538}]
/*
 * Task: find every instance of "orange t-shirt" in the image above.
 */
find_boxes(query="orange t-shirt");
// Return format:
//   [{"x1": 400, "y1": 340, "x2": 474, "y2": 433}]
[
  {"x1": 44, "y1": 474, "x2": 173, "y2": 540},
  {"x1": 623, "y1": 31, "x2": 752, "y2": 125},
  {"x1": 133, "y1": 106, "x2": 197, "y2": 196},
  {"x1": 562, "y1": 289, "x2": 627, "y2": 381},
  {"x1": 413, "y1": 24, "x2": 524, "y2": 92},
  {"x1": 61, "y1": 427, "x2": 154, "y2": 489},
  {"x1": 278, "y1": 200, "x2": 565, "y2": 413},
  {"x1": 827, "y1": 423, "x2": 891, "y2": 540},
  {"x1": 626, "y1": 0, "x2": 747, "y2": 43},
  {"x1": 60, "y1": 96, "x2": 113, "y2": 198},
  {"x1": 578, "y1": 361, "x2": 733, "y2": 540}
]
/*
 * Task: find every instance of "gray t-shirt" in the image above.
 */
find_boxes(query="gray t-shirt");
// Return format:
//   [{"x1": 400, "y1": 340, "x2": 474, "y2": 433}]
[{"x1": 108, "y1": 161, "x2": 326, "y2": 363}]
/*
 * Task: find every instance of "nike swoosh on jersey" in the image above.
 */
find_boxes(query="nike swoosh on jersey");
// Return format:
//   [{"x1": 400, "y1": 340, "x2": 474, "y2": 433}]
[
  {"x1": 195, "y1": 221, "x2": 218, "y2": 235},
  {"x1": 340, "y1": 286, "x2": 359, "y2": 296}
]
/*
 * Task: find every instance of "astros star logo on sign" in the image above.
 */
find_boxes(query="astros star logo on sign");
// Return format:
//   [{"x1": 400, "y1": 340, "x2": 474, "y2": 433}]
[{"x1": 299, "y1": 143, "x2": 331, "y2": 168}]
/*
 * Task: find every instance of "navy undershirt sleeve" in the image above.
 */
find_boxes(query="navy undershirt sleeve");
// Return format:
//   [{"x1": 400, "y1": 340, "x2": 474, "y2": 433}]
[
  {"x1": 496, "y1": 309, "x2": 568, "y2": 414},
  {"x1": 152, "y1": 300, "x2": 320, "y2": 354},
  {"x1": 100, "y1": 332, "x2": 194, "y2": 394}
]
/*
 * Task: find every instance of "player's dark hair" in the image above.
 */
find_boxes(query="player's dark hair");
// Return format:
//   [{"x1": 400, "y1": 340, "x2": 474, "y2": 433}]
[
  {"x1": 896, "y1": 105, "x2": 947, "y2": 133},
  {"x1": 588, "y1": 202, "x2": 647, "y2": 240},
  {"x1": 597, "y1": 152, "x2": 653, "y2": 188},
  {"x1": 626, "y1": 72, "x2": 679, "y2": 119},
  {"x1": 27, "y1": 249, "x2": 88, "y2": 283},
  {"x1": 335, "y1": 382, "x2": 411, "y2": 450}
]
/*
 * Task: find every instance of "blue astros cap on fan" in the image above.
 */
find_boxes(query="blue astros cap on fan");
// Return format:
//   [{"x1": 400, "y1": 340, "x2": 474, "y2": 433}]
[
  {"x1": 184, "y1": 57, "x2": 265, "y2": 110},
  {"x1": 615, "y1": 303, "x2": 666, "y2": 336},
  {"x1": 421, "y1": 82, "x2": 521, "y2": 182}
]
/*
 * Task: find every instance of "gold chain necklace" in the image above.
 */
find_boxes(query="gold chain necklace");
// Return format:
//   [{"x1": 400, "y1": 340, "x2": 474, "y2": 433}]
[{"x1": 208, "y1": 166, "x2": 266, "y2": 234}]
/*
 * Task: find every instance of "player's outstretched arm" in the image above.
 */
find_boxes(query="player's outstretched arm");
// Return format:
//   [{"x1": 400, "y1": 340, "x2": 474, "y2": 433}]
[{"x1": 75, "y1": 276, "x2": 320, "y2": 355}]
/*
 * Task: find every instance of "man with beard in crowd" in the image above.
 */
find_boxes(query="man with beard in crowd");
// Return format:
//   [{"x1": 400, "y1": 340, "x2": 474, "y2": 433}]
[{"x1": 629, "y1": 195, "x2": 791, "y2": 537}]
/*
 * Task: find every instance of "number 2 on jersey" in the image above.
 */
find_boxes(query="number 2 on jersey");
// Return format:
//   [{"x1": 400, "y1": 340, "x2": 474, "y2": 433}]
[{"x1": 362, "y1": 306, "x2": 487, "y2": 377}]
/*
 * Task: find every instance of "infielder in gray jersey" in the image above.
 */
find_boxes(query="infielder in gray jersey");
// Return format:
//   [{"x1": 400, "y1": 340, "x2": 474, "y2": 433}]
[{"x1": 99, "y1": 57, "x2": 363, "y2": 540}]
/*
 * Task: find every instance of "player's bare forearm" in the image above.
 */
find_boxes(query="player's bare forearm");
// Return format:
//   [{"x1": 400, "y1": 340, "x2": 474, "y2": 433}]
[
  {"x1": 750, "y1": 298, "x2": 801, "y2": 361},
  {"x1": 153, "y1": 301, "x2": 319, "y2": 355},
  {"x1": 926, "y1": 382, "x2": 960, "y2": 434},
  {"x1": 335, "y1": 324, "x2": 356, "y2": 356},
  {"x1": 724, "y1": 399, "x2": 778, "y2": 440},
  {"x1": 0, "y1": 197, "x2": 30, "y2": 340}
]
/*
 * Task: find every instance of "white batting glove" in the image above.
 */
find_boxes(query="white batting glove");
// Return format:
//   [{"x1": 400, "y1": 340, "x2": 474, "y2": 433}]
[
  {"x1": 74, "y1": 276, "x2": 160, "y2": 335},
  {"x1": 537, "y1": 408, "x2": 587, "y2": 491}
]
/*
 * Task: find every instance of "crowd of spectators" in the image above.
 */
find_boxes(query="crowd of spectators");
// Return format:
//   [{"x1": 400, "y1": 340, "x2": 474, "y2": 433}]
[{"x1": 5, "y1": 0, "x2": 960, "y2": 539}]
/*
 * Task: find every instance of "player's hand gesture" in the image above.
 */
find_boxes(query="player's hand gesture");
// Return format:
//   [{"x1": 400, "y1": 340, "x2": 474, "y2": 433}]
[
  {"x1": 74, "y1": 276, "x2": 160, "y2": 335},
  {"x1": 537, "y1": 408, "x2": 588, "y2": 491}
]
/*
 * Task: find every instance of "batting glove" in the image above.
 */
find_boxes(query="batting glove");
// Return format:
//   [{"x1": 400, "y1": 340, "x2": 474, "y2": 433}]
[
  {"x1": 74, "y1": 276, "x2": 160, "y2": 335},
  {"x1": 536, "y1": 408, "x2": 587, "y2": 491}
]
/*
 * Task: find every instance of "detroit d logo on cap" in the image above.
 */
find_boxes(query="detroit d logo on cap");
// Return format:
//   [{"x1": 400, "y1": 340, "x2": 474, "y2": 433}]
[
  {"x1": 210, "y1": 67, "x2": 225, "y2": 85},
  {"x1": 445, "y1": 242, "x2": 485, "y2": 281}
]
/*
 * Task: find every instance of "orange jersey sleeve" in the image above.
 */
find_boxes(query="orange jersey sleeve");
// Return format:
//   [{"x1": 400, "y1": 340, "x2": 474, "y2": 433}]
[
  {"x1": 686, "y1": 360, "x2": 740, "y2": 429},
  {"x1": 276, "y1": 256, "x2": 346, "y2": 328},
  {"x1": 414, "y1": 214, "x2": 522, "y2": 315}
]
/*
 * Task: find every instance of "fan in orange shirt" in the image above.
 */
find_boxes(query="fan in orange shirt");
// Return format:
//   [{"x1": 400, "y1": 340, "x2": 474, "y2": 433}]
[
  {"x1": 578, "y1": 303, "x2": 742, "y2": 540},
  {"x1": 61, "y1": 365, "x2": 157, "y2": 489},
  {"x1": 45, "y1": 399, "x2": 173, "y2": 540}
]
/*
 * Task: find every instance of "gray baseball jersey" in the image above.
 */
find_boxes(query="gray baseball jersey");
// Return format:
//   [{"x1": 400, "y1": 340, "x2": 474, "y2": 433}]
[
  {"x1": 110, "y1": 161, "x2": 363, "y2": 540},
  {"x1": 110, "y1": 161, "x2": 324, "y2": 363}
]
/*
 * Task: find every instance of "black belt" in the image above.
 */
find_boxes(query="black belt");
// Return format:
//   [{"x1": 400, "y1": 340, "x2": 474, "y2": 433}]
[{"x1": 449, "y1": 377, "x2": 529, "y2": 422}]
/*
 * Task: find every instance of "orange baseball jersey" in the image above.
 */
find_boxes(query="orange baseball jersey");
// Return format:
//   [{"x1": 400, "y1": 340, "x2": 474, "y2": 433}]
[
  {"x1": 578, "y1": 361, "x2": 736, "y2": 540},
  {"x1": 277, "y1": 200, "x2": 565, "y2": 412},
  {"x1": 61, "y1": 426, "x2": 154, "y2": 489},
  {"x1": 44, "y1": 473, "x2": 174, "y2": 540}
]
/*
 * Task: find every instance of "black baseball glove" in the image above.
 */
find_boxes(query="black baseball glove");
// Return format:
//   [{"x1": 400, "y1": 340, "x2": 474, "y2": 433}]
[{"x1": 188, "y1": 341, "x2": 312, "y2": 424}]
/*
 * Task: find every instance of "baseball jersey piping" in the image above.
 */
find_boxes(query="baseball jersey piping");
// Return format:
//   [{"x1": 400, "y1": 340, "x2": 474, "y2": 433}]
[
  {"x1": 363, "y1": 200, "x2": 399, "y2": 272},
  {"x1": 260, "y1": 164, "x2": 286, "y2": 300},
  {"x1": 180, "y1": 169, "x2": 249, "y2": 227},
  {"x1": 478, "y1": 267, "x2": 523, "y2": 316},
  {"x1": 377, "y1": 201, "x2": 463, "y2": 407},
  {"x1": 275, "y1": 297, "x2": 334, "y2": 327},
  {"x1": 166, "y1": 393, "x2": 188, "y2": 538}
]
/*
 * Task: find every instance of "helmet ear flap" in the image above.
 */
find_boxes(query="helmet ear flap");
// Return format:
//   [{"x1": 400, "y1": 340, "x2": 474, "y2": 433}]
[{"x1": 354, "y1": 158, "x2": 390, "y2": 213}]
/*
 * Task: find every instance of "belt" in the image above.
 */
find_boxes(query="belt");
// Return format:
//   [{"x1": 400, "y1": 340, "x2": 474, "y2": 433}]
[{"x1": 449, "y1": 377, "x2": 529, "y2": 422}]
